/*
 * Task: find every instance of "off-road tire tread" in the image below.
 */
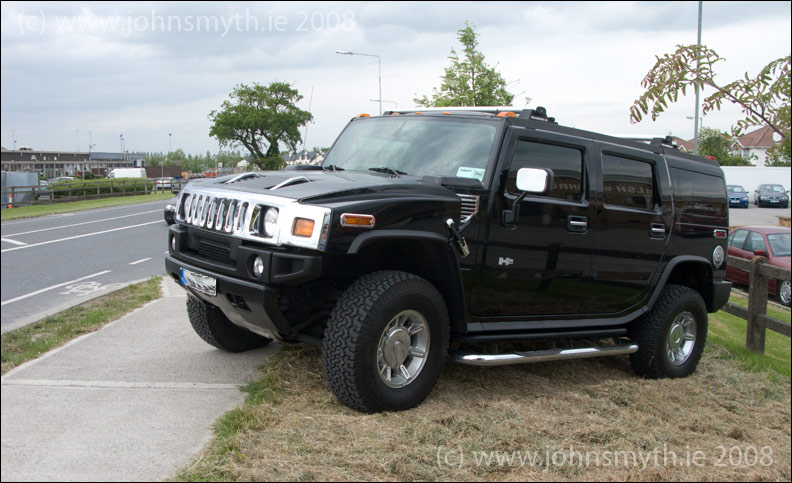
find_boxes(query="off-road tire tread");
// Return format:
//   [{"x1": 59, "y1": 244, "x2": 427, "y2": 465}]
[
  {"x1": 629, "y1": 284, "x2": 707, "y2": 378},
  {"x1": 186, "y1": 295, "x2": 271, "y2": 352},
  {"x1": 322, "y1": 271, "x2": 449, "y2": 413}
]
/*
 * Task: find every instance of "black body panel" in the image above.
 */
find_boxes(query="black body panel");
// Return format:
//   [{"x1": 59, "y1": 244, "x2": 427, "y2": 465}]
[{"x1": 166, "y1": 110, "x2": 730, "y2": 342}]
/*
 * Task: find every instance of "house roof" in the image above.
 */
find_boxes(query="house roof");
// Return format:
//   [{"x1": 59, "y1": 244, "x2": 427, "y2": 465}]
[
  {"x1": 735, "y1": 126, "x2": 779, "y2": 149},
  {"x1": 671, "y1": 136, "x2": 694, "y2": 152}
]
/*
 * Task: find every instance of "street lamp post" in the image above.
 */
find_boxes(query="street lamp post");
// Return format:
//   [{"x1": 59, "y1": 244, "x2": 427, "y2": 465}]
[
  {"x1": 693, "y1": 0, "x2": 703, "y2": 156},
  {"x1": 371, "y1": 99, "x2": 397, "y2": 110},
  {"x1": 336, "y1": 50, "x2": 382, "y2": 115}
]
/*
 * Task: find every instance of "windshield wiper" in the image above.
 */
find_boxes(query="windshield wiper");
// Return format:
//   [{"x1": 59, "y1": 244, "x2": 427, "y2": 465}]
[
  {"x1": 322, "y1": 165, "x2": 344, "y2": 172},
  {"x1": 369, "y1": 167, "x2": 407, "y2": 177}
]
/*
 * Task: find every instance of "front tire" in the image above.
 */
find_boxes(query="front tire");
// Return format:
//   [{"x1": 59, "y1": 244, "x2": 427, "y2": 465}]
[
  {"x1": 322, "y1": 271, "x2": 450, "y2": 413},
  {"x1": 186, "y1": 296, "x2": 272, "y2": 352},
  {"x1": 629, "y1": 284, "x2": 708, "y2": 379}
]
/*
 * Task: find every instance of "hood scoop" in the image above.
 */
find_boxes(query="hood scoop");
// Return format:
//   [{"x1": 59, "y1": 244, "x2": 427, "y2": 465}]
[
  {"x1": 224, "y1": 173, "x2": 264, "y2": 184},
  {"x1": 269, "y1": 176, "x2": 311, "y2": 191}
]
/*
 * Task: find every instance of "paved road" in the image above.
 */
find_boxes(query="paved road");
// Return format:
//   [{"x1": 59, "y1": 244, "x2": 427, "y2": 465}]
[
  {"x1": 1, "y1": 200, "x2": 174, "y2": 331},
  {"x1": 1, "y1": 278, "x2": 276, "y2": 481}
]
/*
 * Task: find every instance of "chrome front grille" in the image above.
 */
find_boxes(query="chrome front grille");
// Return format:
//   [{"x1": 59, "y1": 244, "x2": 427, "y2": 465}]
[
  {"x1": 458, "y1": 194, "x2": 480, "y2": 223},
  {"x1": 179, "y1": 192, "x2": 251, "y2": 235},
  {"x1": 173, "y1": 185, "x2": 332, "y2": 251}
]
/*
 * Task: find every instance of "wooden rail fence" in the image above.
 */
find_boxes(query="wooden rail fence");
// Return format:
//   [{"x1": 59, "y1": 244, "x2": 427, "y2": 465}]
[{"x1": 723, "y1": 255, "x2": 791, "y2": 354}]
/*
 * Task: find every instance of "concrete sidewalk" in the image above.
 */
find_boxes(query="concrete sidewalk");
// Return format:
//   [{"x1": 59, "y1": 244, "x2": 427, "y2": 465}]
[{"x1": 1, "y1": 279, "x2": 276, "y2": 482}]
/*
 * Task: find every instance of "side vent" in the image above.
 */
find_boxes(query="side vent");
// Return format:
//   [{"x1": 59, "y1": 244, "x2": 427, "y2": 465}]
[{"x1": 458, "y1": 194, "x2": 480, "y2": 223}]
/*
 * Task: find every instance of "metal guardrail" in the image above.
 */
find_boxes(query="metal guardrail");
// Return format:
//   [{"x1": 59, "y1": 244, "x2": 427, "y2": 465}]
[
  {"x1": 1, "y1": 179, "x2": 185, "y2": 209},
  {"x1": 723, "y1": 255, "x2": 791, "y2": 354}
]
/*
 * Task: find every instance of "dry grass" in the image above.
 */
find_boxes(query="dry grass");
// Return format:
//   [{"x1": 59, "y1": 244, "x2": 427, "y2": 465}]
[{"x1": 179, "y1": 343, "x2": 791, "y2": 482}]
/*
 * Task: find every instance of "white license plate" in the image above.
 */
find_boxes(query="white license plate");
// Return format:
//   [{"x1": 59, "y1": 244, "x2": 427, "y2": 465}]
[{"x1": 180, "y1": 268, "x2": 217, "y2": 296}]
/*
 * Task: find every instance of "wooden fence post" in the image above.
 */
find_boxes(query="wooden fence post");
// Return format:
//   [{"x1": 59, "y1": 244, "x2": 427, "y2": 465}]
[{"x1": 746, "y1": 256, "x2": 769, "y2": 353}]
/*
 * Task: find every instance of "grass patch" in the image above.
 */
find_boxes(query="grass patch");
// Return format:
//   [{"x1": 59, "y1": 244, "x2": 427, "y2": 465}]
[
  {"x1": 1, "y1": 192, "x2": 173, "y2": 221},
  {"x1": 178, "y1": 344, "x2": 791, "y2": 482},
  {"x1": 709, "y1": 291, "x2": 791, "y2": 378},
  {"x1": 1, "y1": 277, "x2": 161, "y2": 374}
]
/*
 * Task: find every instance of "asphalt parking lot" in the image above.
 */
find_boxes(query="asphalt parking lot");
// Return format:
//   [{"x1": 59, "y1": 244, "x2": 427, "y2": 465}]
[{"x1": 728, "y1": 203, "x2": 790, "y2": 228}]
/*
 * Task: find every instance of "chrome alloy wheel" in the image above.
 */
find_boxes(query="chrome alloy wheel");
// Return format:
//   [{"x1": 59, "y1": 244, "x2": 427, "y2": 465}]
[
  {"x1": 780, "y1": 280, "x2": 791, "y2": 306},
  {"x1": 666, "y1": 311, "x2": 697, "y2": 366},
  {"x1": 377, "y1": 310, "x2": 430, "y2": 388}
]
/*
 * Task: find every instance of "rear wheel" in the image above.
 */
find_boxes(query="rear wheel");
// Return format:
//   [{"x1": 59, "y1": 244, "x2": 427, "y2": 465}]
[
  {"x1": 629, "y1": 284, "x2": 708, "y2": 378},
  {"x1": 186, "y1": 296, "x2": 271, "y2": 352},
  {"x1": 322, "y1": 271, "x2": 449, "y2": 413}
]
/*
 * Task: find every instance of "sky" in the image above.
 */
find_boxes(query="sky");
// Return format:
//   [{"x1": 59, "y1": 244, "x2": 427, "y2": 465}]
[{"x1": 1, "y1": 1, "x2": 790, "y2": 157}]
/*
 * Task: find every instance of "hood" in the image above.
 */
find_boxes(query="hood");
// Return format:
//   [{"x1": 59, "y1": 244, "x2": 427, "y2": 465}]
[{"x1": 189, "y1": 170, "x2": 473, "y2": 205}]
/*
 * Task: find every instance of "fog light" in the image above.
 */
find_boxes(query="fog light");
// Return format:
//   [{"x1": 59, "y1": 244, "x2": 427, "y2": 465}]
[
  {"x1": 170, "y1": 235, "x2": 177, "y2": 252},
  {"x1": 712, "y1": 245, "x2": 725, "y2": 269},
  {"x1": 253, "y1": 256, "x2": 265, "y2": 277}
]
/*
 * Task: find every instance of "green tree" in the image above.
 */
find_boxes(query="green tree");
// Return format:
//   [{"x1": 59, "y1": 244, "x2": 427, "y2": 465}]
[
  {"x1": 696, "y1": 127, "x2": 750, "y2": 166},
  {"x1": 414, "y1": 21, "x2": 516, "y2": 107},
  {"x1": 209, "y1": 82, "x2": 313, "y2": 170},
  {"x1": 630, "y1": 45, "x2": 790, "y2": 159},
  {"x1": 766, "y1": 138, "x2": 791, "y2": 167}
]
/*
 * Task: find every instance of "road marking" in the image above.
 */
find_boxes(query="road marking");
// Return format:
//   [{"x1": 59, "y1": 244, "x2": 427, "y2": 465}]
[
  {"x1": 1, "y1": 221, "x2": 162, "y2": 253},
  {"x1": 3, "y1": 209, "x2": 162, "y2": 237},
  {"x1": 1, "y1": 270, "x2": 112, "y2": 307},
  {"x1": 1, "y1": 237, "x2": 27, "y2": 246},
  {"x1": 129, "y1": 258, "x2": 152, "y2": 265}
]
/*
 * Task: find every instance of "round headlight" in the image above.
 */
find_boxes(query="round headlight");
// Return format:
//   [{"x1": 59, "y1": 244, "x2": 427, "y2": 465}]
[
  {"x1": 252, "y1": 256, "x2": 265, "y2": 277},
  {"x1": 263, "y1": 208, "x2": 279, "y2": 238},
  {"x1": 712, "y1": 245, "x2": 725, "y2": 269}
]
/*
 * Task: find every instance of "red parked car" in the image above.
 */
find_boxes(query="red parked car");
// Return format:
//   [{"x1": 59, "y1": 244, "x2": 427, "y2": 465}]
[{"x1": 726, "y1": 226, "x2": 791, "y2": 306}]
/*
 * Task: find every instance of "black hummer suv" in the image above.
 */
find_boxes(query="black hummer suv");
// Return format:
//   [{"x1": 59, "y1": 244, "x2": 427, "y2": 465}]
[{"x1": 165, "y1": 107, "x2": 731, "y2": 413}]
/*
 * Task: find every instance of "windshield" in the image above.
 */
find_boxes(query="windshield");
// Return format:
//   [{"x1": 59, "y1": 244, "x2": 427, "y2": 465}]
[
  {"x1": 727, "y1": 186, "x2": 744, "y2": 193},
  {"x1": 762, "y1": 185, "x2": 786, "y2": 192},
  {"x1": 767, "y1": 233, "x2": 791, "y2": 257},
  {"x1": 323, "y1": 117, "x2": 499, "y2": 181}
]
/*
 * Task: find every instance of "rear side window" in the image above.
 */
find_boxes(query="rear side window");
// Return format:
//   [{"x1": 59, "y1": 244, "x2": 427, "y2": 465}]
[
  {"x1": 602, "y1": 154, "x2": 655, "y2": 210},
  {"x1": 670, "y1": 167, "x2": 727, "y2": 221},
  {"x1": 506, "y1": 140, "x2": 584, "y2": 201}
]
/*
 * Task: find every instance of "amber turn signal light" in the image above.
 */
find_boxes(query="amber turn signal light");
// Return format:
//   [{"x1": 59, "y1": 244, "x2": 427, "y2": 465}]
[
  {"x1": 292, "y1": 218, "x2": 315, "y2": 237},
  {"x1": 340, "y1": 214, "x2": 375, "y2": 228}
]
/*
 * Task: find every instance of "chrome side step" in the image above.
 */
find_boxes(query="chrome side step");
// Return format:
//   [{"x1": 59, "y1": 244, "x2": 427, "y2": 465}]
[{"x1": 450, "y1": 343, "x2": 639, "y2": 367}]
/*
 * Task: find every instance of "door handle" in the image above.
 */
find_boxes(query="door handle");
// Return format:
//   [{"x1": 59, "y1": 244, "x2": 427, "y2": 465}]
[
  {"x1": 650, "y1": 223, "x2": 666, "y2": 238},
  {"x1": 567, "y1": 216, "x2": 588, "y2": 233}
]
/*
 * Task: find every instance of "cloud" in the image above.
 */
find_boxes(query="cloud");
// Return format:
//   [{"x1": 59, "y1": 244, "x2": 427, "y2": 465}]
[{"x1": 1, "y1": 1, "x2": 790, "y2": 154}]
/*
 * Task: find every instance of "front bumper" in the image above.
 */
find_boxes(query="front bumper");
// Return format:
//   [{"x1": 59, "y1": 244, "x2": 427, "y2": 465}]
[
  {"x1": 166, "y1": 255, "x2": 289, "y2": 340},
  {"x1": 165, "y1": 224, "x2": 324, "y2": 340}
]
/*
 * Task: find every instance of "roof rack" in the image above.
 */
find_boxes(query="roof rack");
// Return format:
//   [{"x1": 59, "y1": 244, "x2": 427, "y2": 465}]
[
  {"x1": 386, "y1": 106, "x2": 518, "y2": 115},
  {"x1": 517, "y1": 106, "x2": 556, "y2": 123},
  {"x1": 614, "y1": 135, "x2": 679, "y2": 150},
  {"x1": 384, "y1": 106, "x2": 557, "y2": 124}
]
